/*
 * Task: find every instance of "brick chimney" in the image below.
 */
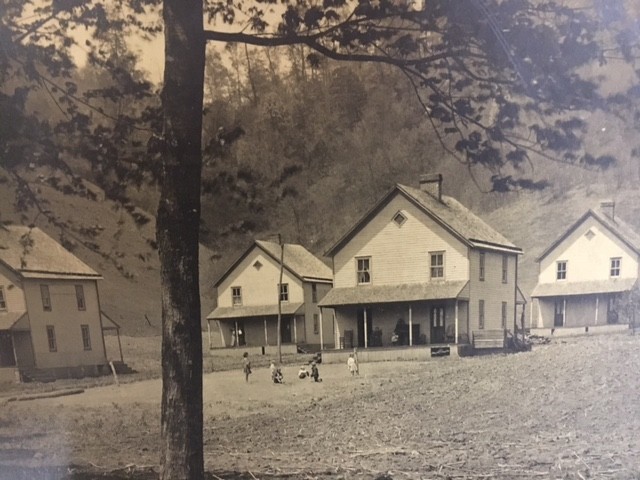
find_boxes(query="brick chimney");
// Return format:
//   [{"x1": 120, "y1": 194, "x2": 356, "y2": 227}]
[
  {"x1": 419, "y1": 173, "x2": 443, "y2": 202},
  {"x1": 600, "y1": 200, "x2": 615, "y2": 220}
]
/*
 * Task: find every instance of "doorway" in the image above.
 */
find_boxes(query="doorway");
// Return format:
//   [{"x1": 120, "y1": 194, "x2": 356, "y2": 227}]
[
  {"x1": 554, "y1": 299, "x2": 564, "y2": 327},
  {"x1": 430, "y1": 306, "x2": 445, "y2": 344},
  {"x1": 281, "y1": 317, "x2": 292, "y2": 343},
  {"x1": 356, "y1": 308, "x2": 373, "y2": 347}
]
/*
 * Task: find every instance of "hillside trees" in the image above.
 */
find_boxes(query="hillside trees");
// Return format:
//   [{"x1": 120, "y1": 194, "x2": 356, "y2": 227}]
[{"x1": 3, "y1": 0, "x2": 640, "y2": 479}]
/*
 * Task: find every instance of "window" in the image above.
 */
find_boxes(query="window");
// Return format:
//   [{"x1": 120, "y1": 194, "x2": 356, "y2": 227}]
[
  {"x1": 393, "y1": 211, "x2": 407, "y2": 226},
  {"x1": 279, "y1": 283, "x2": 289, "y2": 302},
  {"x1": 430, "y1": 252, "x2": 444, "y2": 279},
  {"x1": 610, "y1": 258, "x2": 621, "y2": 277},
  {"x1": 501, "y1": 301, "x2": 507, "y2": 329},
  {"x1": 313, "y1": 314, "x2": 319, "y2": 334},
  {"x1": 75, "y1": 285, "x2": 86, "y2": 311},
  {"x1": 40, "y1": 285, "x2": 52, "y2": 311},
  {"x1": 502, "y1": 255, "x2": 508, "y2": 283},
  {"x1": 46, "y1": 325, "x2": 57, "y2": 352},
  {"x1": 311, "y1": 283, "x2": 318, "y2": 303},
  {"x1": 556, "y1": 261, "x2": 567, "y2": 280},
  {"x1": 0, "y1": 287, "x2": 6, "y2": 310},
  {"x1": 356, "y1": 257, "x2": 371, "y2": 284},
  {"x1": 479, "y1": 300, "x2": 485, "y2": 329},
  {"x1": 231, "y1": 287, "x2": 242, "y2": 306},
  {"x1": 81, "y1": 325, "x2": 92, "y2": 350},
  {"x1": 479, "y1": 252, "x2": 485, "y2": 281}
]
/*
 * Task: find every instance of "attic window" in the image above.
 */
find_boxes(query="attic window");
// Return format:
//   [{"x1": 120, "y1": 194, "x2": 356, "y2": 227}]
[
  {"x1": 585, "y1": 229, "x2": 595, "y2": 240},
  {"x1": 253, "y1": 260, "x2": 263, "y2": 270},
  {"x1": 393, "y1": 212, "x2": 407, "y2": 227}
]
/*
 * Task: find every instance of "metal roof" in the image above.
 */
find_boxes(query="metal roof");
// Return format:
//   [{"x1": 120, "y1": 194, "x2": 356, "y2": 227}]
[
  {"x1": 207, "y1": 302, "x2": 304, "y2": 320},
  {"x1": 318, "y1": 281, "x2": 469, "y2": 307},
  {"x1": 325, "y1": 184, "x2": 521, "y2": 257},
  {"x1": 531, "y1": 278, "x2": 637, "y2": 298},
  {"x1": 214, "y1": 240, "x2": 332, "y2": 288},
  {"x1": 0, "y1": 226, "x2": 100, "y2": 278}
]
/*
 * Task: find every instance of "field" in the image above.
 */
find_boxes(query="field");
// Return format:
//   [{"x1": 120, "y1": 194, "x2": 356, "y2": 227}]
[{"x1": 2, "y1": 333, "x2": 640, "y2": 479}]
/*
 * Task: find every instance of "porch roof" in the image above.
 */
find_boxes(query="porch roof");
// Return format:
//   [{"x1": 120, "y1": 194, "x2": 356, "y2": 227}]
[
  {"x1": 207, "y1": 302, "x2": 304, "y2": 320},
  {"x1": 531, "y1": 278, "x2": 637, "y2": 298},
  {"x1": 0, "y1": 312, "x2": 28, "y2": 331},
  {"x1": 318, "y1": 281, "x2": 469, "y2": 307}
]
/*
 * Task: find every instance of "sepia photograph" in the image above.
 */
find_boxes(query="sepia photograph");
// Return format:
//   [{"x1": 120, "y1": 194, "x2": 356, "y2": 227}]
[{"x1": 1, "y1": 0, "x2": 640, "y2": 479}]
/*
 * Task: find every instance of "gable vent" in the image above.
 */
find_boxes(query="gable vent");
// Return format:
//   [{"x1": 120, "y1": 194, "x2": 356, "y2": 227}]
[
  {"x1": 393, "y1": 211, "x2": 407, "y2": 226},
  {"x1": 253, "y1": 260, "x2": 263, "y2": 270},
  {"x1": 585, "y1": 229, "x2": 595, "y2": 240}
]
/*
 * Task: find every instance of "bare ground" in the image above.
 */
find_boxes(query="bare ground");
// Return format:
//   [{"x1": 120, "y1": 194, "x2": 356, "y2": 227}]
[{"x1": 2, "y1": 333, "x2": 640, "y2": 479}]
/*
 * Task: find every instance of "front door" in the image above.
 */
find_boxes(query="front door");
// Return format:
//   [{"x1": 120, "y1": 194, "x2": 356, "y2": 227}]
[
  {"x1": 430, "y1": 306, "x2": 445, "y2": 344},
  {"x1": 554, "y1": 299, "x2": 564, "y2": 327},
  {"x1": 357, "y1": 308, "x2": 373, "y2": 347},
  {"x1": 281, "y1": 317, "x2": 292, "y2": 343}
]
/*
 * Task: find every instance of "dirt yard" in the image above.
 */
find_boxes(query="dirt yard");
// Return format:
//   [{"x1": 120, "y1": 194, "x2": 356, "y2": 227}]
[{"x1": 2, "y1": 333, "x2": 640, "y2": 479}]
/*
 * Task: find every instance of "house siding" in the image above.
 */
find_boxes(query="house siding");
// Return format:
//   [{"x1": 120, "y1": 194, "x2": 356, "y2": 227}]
[
  {"x1": 539, "y1": 217, "x2": 639, "y2": 284},
  {"x1": 23, "y1": 279, "x2": 106, "y2": 369},
  {"x1": 0, "y1": 265, "x2": 26, "y2": 313},
  {"x1": 302, "y1": 281, "x2": 334, "y2": 347},
  {"x1": 333, "y1": 195, "x2": 469, "y2": 289},
  {"x1": 468, "y1": 249, "x2": 517, "y2": 333},
  {"x1": 217, "y1": 247, "x2": 304, "y2": 309}
]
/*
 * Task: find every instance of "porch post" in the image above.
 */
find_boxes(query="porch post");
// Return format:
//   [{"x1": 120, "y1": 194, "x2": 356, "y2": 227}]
[
  {"x1": 264, "y1": 317, "x2": 268, "y2": 345},
  {"x1": 207, "y1": 319, "x2": 212, "y2": 349},
  {"x1": 334, "y1": 310, "x2": 340, "y2": 350},
  {"x1": 562, "y1": 298, "x2": 566, "y2": 327},
  {"x1": 319, "y1": 308, "x2": 324, "y2": 350},
  {"x1": 364, "y1": 308, "x2": 368, "y2": 348},
  {"x1": 293, "y1": 317, "x2": 298, "y2": 344},
  {"x1": 11, "y1": 333, "x2": 19, "y2": 368},
  {"x1": 595, "y1": 296, "x2": 599, "y2": 325},
  {"x1": 217, "y1": 320, "x2": 226, "y2": 347},
  {"x1": 234, "y1": 320, "x2": 239, "y2": 347},
  {"x1": 455, "y1": 300, "x2": 459, "y2": 345},
  {"x1": 530, "y1": 300, "x2": 533, "y2": 329},
  {"x1": 408, "y1": 305, "x2": 413, "y2": 346}
]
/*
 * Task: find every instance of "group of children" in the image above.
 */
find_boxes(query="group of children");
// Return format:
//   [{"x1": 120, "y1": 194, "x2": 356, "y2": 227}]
[{"x1": 242, "y1": 350, "x2": 360, "y2": 384}]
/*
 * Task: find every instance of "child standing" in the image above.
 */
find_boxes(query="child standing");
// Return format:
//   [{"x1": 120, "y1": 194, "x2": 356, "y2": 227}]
[
  {"x1": 347, "y1": 354, "x2": 358, "y2": 376},
  {"x1": 310, "y1": 362, "x2": 322, "y2": 382},
  {"x1": 242, "y1": 352, "x2": 252, "y2": 383}
]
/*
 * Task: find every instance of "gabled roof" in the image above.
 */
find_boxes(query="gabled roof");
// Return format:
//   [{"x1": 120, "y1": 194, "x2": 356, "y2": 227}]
[
  {"x1": 536, "y1": 207, "x2": 640, "y2": 263},
  {"x1": 325, "y1": 184, "x2": 521, "y2": 257},
  {"x1": 0, "y1": 226, "x2": 100, "y2": 279},
  {"x1": 214, "y1": 240, "x2": 332, "y2": 288},
  {"x1": 0, "y1": 312, "x2": 28, "y2": 331}
]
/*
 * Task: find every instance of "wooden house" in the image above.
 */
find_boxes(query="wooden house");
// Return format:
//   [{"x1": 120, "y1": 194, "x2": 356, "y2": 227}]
[
  {"x1": 531, "y1": 201, "x2": 640, "y2": 332},
  {"x1": 207, "y1": 240, "x2": 334, "y2": 353},
  {"x1": 0, "y1": 226, "x2": 117, "y2": 383},
  {"x1": 318, "y1": 174, "x2": 523, "y2": 354}
]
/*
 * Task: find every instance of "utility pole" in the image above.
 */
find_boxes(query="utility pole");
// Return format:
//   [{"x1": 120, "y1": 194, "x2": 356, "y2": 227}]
[{"x1": 277, "y1": 234, "x2": 284, "y2": 364}]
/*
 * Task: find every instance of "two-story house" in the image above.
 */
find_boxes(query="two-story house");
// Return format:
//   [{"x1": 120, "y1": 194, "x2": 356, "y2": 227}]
[
  {"x1": 0, "y1": 226, "x2": 116, "y2": 383},
  {"x1": 531, "y1": 201, "x2": 640, "y2": 333},
  {"x1": 318, "y1": 174, "x2": 523, "y2": 354},
  {"x1": 207, "y1": 240, "x2": 334, "y2": 353}
]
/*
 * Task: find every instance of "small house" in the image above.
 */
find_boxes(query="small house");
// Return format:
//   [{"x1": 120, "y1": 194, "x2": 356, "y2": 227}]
[
  {"x1": 0, "y1": 226, "x2": 117, "y2": 382},
  {"x1": 531, "y1": 201, "x2": 640, "y2": 333},
  {"x1": 207, "y1": 240, "x2": 334, "y2": 353},
  {"x1": 318, "y1": 174, "x2": 524, "y2": 356}
]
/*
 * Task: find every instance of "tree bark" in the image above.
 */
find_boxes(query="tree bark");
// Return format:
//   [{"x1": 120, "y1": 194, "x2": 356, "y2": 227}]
[{"x1": 158, "y1": 1, "x2": 205, "y2": 479}]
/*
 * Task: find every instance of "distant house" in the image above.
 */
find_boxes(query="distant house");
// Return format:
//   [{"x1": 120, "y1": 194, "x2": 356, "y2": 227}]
[
  {"x1": 207, "y1": 240, "x2": 334, "y2": 353},
  {"x1": 0, "y1": 226, "x2": 118, "y2": 383},
  {"x1": 318, "y1": 174, "x2": 524, "y2": 354},
  {"x1": 531, "y1": 201, "x2": 640, "y2": 333}
]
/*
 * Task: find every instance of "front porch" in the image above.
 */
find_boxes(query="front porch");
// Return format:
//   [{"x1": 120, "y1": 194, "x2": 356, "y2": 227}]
[
  {"x1": 0, "y1": 313, "x2": 34, "y2": 383},
  {"x1": 321, "y1": 343, "x2": 471, "y2": 364}
]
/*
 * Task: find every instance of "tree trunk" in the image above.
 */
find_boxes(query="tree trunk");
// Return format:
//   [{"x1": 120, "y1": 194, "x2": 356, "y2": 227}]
[{"x1": 158, "y1": 1, "x2": 205, "y2": 479}]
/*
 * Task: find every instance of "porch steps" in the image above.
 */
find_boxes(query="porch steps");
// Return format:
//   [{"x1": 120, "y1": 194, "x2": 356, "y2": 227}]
[{"x1": 110, "y1": 361, "x2": 136, "y2": 375}]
